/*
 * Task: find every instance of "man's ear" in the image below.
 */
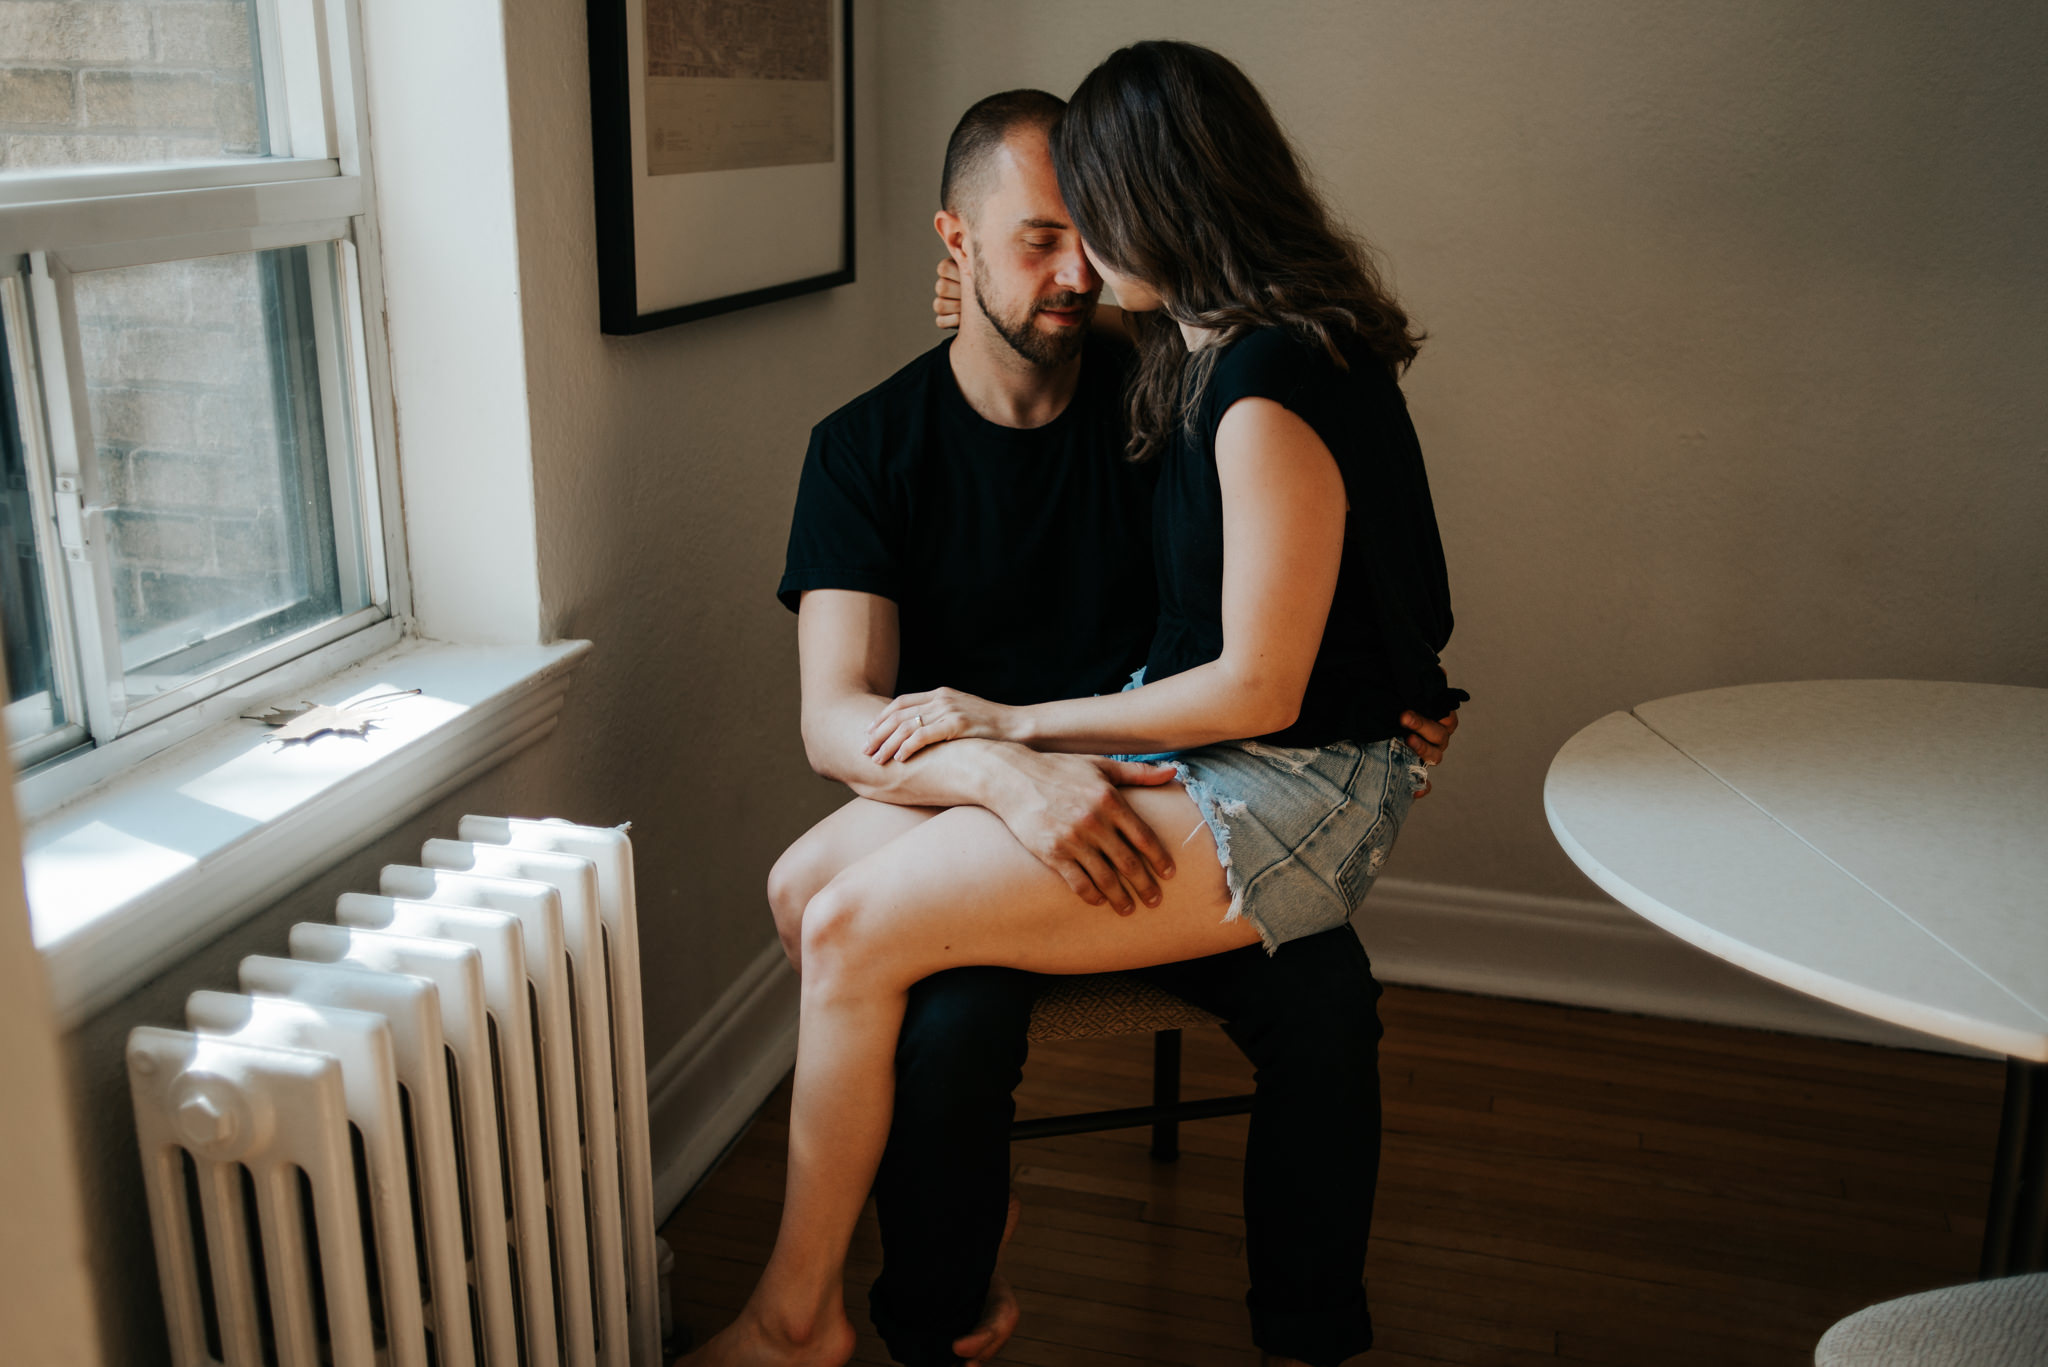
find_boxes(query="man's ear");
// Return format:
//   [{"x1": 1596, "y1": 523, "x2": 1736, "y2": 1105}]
[{"x1": 934, "y1": 209, "x2": 970, "y2": 269}]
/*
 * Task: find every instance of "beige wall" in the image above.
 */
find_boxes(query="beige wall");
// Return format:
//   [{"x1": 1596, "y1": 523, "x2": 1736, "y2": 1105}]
[
  {"x1": 875, "y1": 0, "x2": 2048, "y2": 896},
  {"x1": 503, "y1": 0, "x2": 892, "y2": 1055},
  {"x1": 43, "y1": 3, "x2": 2048, "y2": 1360},
  {"x1": 0, "y1": 777, "x2": 102, "y2": 1364}
]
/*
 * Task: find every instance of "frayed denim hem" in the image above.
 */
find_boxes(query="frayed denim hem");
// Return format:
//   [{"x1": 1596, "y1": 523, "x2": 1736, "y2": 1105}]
[
  {"x1": 1164, "y1": 735, "x2": 1421, "y2": 956},
  {"x1": 1167, "y1": 756, "x2": 1276, "y2": 952}
]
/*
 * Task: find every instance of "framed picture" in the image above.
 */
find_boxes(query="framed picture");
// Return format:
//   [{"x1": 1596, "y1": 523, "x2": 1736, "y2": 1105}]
[{"x1": 587, "y1": 0, "x2": 855, "y2": 335}]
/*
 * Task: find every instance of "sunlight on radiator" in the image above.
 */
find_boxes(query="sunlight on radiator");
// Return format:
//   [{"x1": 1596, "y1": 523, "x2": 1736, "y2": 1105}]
[{"x1": 126, "y1": 817, "x2": 666, "y2": 1367}]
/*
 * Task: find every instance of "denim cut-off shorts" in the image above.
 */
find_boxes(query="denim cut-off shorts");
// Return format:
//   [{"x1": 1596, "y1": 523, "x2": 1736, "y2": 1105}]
[{"x1": 1113, "y1": 678, "x2": 1431, "y2": 953}]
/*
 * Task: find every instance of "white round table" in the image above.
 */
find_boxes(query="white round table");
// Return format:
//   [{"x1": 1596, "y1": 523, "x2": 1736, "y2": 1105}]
[{"x1": 1543, "y1": 679, "x2": 2048, "y2": 1276}]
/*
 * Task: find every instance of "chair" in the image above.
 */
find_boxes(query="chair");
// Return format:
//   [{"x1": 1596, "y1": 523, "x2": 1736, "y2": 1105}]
[
  {"x1": 1010, "y1": 972, "x2": 1253, "y2": 1160},
  {"x1": 1814, "y1": 1273, "x2": 2048, "y2": 1366}
]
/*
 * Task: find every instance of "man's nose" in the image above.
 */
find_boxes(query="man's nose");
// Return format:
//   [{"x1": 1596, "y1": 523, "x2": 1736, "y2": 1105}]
[{"x1": 1055, "y1": 243, "x2": 1099, "y2": 295}]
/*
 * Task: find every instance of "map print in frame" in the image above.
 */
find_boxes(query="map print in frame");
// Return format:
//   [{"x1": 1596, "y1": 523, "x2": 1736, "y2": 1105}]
[{"x1": 645, "y1": 0, "x2": 834, "y2": 176}]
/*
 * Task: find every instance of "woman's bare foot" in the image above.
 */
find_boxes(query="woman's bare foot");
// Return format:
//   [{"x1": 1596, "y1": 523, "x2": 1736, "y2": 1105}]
[
  {"x1": 950, "y1": 1190, "x2": 1024, "y2": 1365},
  {"x1": 674, "y1": 1305, "x2": 856, "y2": 1367}
]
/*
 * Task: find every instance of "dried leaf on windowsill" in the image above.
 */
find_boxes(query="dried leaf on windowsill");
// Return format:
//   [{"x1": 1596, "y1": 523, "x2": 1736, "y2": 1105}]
[
  {"x1": 240, "y1": 689, "x2": 422, "y2": 745},
  {"x1": 238, "y1": 701, "x2": 316, "y2": 725}
]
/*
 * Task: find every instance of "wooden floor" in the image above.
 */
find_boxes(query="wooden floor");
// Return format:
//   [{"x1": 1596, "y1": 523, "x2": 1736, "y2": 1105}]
[{"x1": 660, "y1": 985, "x2": 2006, "y2": 1366}]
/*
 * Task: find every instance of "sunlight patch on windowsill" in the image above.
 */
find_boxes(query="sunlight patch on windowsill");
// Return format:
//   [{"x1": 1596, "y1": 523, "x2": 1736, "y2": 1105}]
[{"x1": 24, "y1": 636, "x2": 590, "y2": 1028}]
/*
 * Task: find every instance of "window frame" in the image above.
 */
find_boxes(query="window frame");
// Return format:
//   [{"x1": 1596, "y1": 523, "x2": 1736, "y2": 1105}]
[{"x1": 0, "y1": 0, "x2": 410, "y2": 812}]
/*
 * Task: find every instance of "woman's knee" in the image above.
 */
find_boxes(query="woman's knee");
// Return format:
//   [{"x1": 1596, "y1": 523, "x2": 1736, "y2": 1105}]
[
  {"x1": 797, "y1": 871, "x2": 897, "y2": 988},
  {"x1": 767, "y1": 835, "x2": 835, "y2": 966}
]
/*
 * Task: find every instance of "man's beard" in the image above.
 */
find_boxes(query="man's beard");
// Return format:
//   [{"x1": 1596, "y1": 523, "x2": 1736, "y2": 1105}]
[{"x1": 972, "y1": 257, "x2": 1094, "y2": 368}]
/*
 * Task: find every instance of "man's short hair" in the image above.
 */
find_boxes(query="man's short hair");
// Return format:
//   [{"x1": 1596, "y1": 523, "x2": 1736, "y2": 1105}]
[{"x1": 939, "y1": 88, "x2": 1066, "y2": 219}]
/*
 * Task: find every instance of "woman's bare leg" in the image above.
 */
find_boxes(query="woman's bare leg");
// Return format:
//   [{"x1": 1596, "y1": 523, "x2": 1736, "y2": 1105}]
[
  {"x1": 765, "y1": 798, "x2": 940, "y2": 970},
  {"x1": 686, "y1": 783, "x2": 1252, "y2": 1365},
  {"x1": 772, "y1": 796, "x2": 1017, "y2": 1361}
]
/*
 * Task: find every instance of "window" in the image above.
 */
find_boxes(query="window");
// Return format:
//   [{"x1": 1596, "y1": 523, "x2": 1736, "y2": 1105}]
[{"x1": 0, "y1": 0, "x2": 399, "y2": 781}]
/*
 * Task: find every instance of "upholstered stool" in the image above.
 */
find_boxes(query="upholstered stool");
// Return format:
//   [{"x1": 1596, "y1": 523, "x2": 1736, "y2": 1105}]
[
  {"x1": 1814, "y1": 1273, "x2": 2048, "y2": 1366},
  {"x1": 1009, "y1": 972, "x2": 1252, "y2": 1160}
]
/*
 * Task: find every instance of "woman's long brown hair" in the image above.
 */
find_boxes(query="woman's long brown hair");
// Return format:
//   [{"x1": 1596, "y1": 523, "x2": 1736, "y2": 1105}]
[{"x1": 1053, "y1": 40, "x2": 1423, "y2": 463}]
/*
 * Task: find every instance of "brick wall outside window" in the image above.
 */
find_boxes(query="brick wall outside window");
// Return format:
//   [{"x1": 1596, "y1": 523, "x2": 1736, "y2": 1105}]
[
  {"x1": 74, "y1": 252, "x2": 308, "y2": 648},
  {"x1": 0, "y1": 1, "x2": 261, "y2": 168},
  {"x1": 3, "y1": 5, "x2": 331, "y2": 662}
]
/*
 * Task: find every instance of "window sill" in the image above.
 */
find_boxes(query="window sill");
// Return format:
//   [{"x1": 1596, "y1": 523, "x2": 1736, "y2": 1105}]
[{"x1": 24, "y1": 635, "x2": 591, "y2": 1029}]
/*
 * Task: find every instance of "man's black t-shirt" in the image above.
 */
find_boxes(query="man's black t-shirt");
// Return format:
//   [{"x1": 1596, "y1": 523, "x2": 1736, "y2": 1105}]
[
  {"x1": 1146, "y1": 326, "x2": 1465, "y2": 746},
  {"x1": 779, "y1": 338, "x2": 1155, "y2": 705}
]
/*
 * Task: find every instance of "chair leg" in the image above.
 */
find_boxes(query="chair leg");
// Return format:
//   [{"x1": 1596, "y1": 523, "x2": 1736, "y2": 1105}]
[{"x1": 1151, "y1": 1029, "x2": 1182, "y2": 1161}]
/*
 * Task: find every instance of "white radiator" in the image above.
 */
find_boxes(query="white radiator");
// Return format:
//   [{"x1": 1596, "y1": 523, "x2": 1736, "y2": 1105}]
[{"x1": 126, "y1": 817, "x2": 663, "y2": 1367}]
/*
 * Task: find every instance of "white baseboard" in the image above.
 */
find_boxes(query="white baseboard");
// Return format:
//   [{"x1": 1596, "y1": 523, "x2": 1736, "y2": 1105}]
[
  {"x1": 1357, "y1": 877, "x2": 1995, "y2": 1057},
  {"x1": 645, "y1": 940, "x2": 800, "y2": 1223}
]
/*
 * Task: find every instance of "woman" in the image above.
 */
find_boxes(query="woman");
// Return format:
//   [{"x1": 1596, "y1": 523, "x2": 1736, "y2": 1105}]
[{"x1": 688, "y1": 40, "x2": 1463, "y2": 1367}]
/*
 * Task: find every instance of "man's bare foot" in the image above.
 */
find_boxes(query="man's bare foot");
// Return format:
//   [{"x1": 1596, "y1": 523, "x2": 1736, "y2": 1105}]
[
  {"x1": 950, "y1": 1191, "x2": 1024, "y2": 1365},
  {"x1": 674, "y1": 1306, "x2": 857, "y2": 1367},
  {"x1": 949, "y1": 1275, "x2": 1018, "y2": 1367}
]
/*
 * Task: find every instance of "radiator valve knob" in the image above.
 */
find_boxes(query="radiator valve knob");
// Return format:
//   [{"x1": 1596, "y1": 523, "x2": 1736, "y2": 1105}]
[
  {"x1": 177, "y1": 1093, "x2": 233, "y2": 1148},
  {"x1": 169, "y1": 1075, "x2": 260, "y2": 1158}
]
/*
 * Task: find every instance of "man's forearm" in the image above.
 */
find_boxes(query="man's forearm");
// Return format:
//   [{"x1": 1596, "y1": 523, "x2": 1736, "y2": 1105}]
[
  {"x1": 804, "y1": 694, "x2": 1027, "y2": 809},
  {"x1": 805, "y1": 683, "x2": 1181, "y2": 909}
]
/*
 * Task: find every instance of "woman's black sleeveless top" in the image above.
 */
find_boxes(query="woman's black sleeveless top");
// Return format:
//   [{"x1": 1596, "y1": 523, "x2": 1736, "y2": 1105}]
[{"x1": 1143, "y1": 325, "x2": 1466, "y2": 747}]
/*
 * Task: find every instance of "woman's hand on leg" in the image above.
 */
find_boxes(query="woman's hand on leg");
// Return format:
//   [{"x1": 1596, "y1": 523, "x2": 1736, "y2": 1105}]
[{"x1": 865, "y1": 687, "x2": 1022, "y2": 763}]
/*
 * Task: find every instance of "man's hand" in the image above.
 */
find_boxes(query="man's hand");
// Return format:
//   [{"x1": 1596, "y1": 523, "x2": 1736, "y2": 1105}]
[
  {"x1": 1398, "y1": 706, "x2": 1460, "y2": 799},
  {"x1": 935, "y1": 257, "x2": 962, "y2": 329},
  {"x1": 984, "y1": 750, "x2": 1179, "y2": 911},
  {"x1": 938, "y1": 255, "x2": 1130, "y2": 339}
]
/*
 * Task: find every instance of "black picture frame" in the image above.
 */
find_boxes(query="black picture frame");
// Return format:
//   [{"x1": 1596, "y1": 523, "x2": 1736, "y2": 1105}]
[{"x1": 587, "y1": 0, "x2": 855, "y2": 335}]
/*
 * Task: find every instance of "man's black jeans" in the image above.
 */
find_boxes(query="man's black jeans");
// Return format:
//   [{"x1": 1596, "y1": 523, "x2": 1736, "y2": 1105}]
[{"x1": 866, "y1": 923, "x2": 1385, "y2": 1367}]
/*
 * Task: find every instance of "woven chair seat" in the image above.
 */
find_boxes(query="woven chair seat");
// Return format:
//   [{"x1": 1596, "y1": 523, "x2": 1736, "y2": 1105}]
[
  {"x1": 1815, "y1": 1273, "x2": 2048, "y2": 1366},
  {"x1": 1027, "y1": 972, "x2": 1221, "y2": 1043}
]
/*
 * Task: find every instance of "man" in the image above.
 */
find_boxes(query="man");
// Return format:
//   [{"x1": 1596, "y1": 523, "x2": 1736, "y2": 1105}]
[{"x1": 772, "y1": 90, "x2": 1456, "y2": 1367}]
